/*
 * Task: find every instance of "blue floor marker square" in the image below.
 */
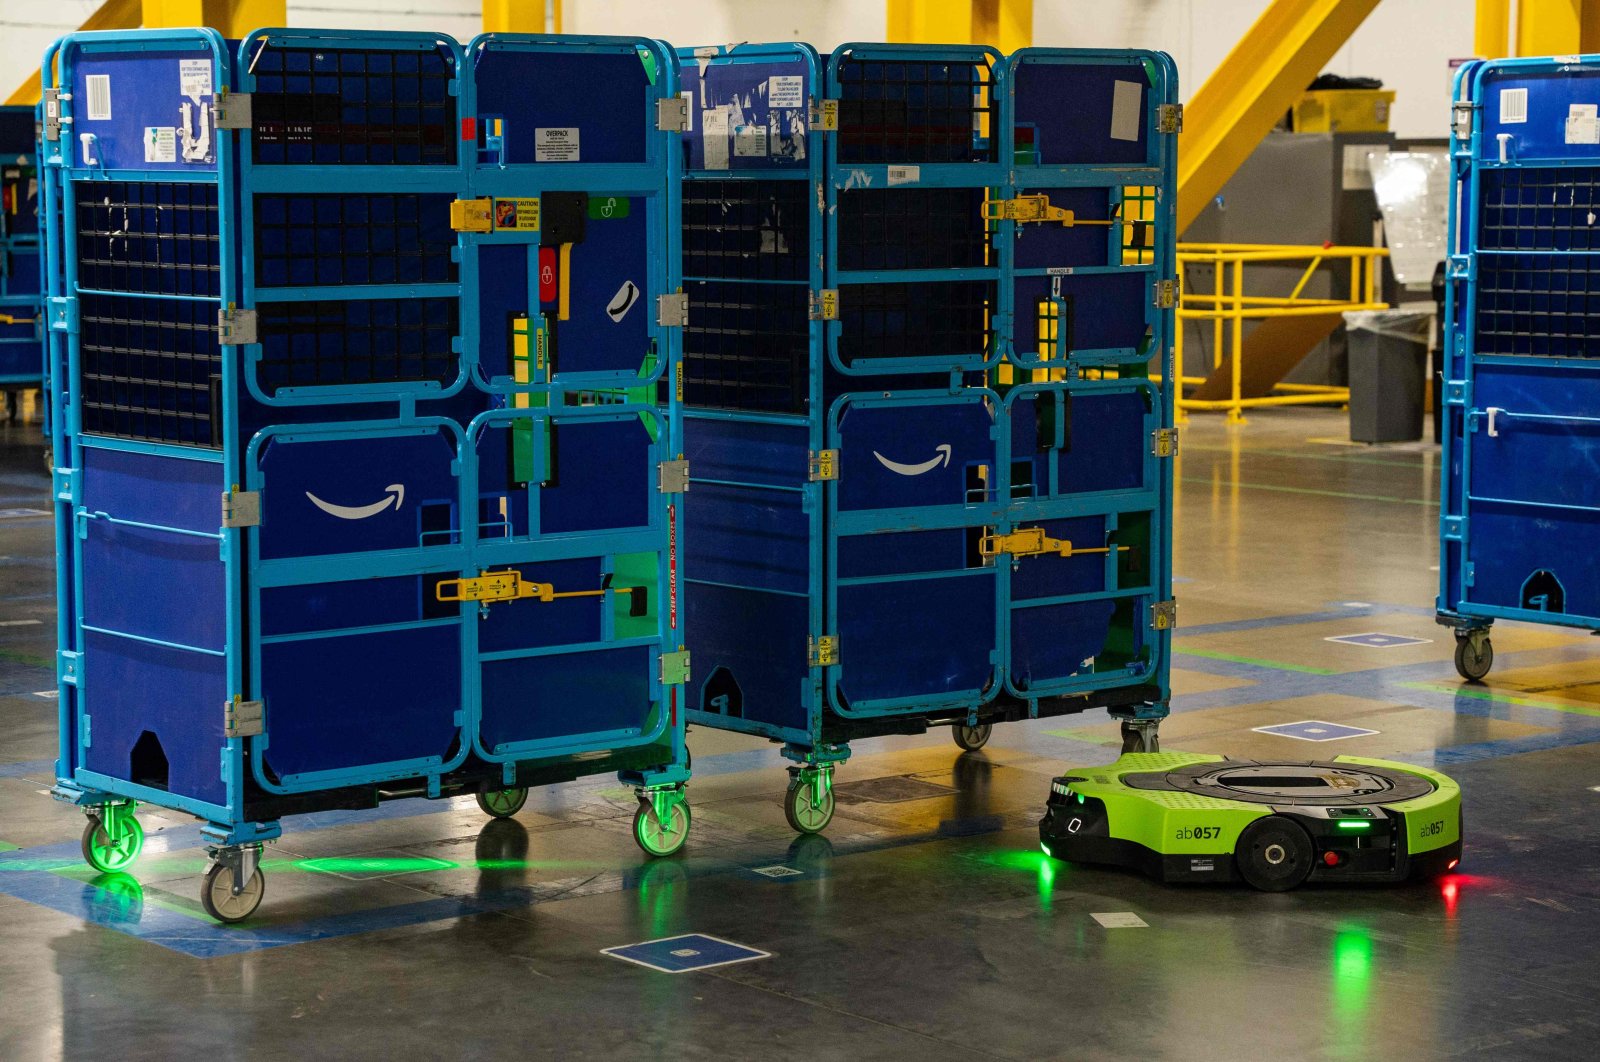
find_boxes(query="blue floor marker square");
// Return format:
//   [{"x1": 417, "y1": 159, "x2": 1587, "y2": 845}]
[
  {"x1": 1325, "y1": 632, "x2": 1432, "y2": 649},
  {"x1": 1253, "y1": 720, "x2": 1378, "y2": 742},
  {"x1": 602, "y1": 933, "x2": 771, "y2": 974}
]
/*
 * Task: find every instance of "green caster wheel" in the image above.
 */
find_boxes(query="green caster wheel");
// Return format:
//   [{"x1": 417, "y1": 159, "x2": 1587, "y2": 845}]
[
  {"x1": 476, "y1": 787, "x2": 528, "y2": 819},
  {"x1": 633, "y1": 793, "x2": 690, "y2": 857},
  {"x1": 201, "y1": 862, "x2": 265, "y2": 924},
  {"x1": 81, "y1": 807, "x2": 143, "y2": 874},
  {"x1": 784, "y1": 772, "x2": 835, "y2": 835},
  {"x1": 952, "y1": 723, "x2": 992, "y2": 751}
]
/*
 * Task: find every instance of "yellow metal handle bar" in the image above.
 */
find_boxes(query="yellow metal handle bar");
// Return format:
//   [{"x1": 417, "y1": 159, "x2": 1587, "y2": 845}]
[
  {"x1": 0, "y1": 313, "x2": 38, "y2": 325},
  {"x1": 978, "y1": 527, "x2": 1132, "y2": 561},
  {"x1": 435, "y1": 569, "x2": 647, "y2": 615},
  {"x1": 984, "y1": 194, "x2": 1116, "y2": 227}
]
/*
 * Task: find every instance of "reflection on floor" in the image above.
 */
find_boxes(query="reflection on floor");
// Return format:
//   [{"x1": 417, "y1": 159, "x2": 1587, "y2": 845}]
[{"x1": 2, "y1": 408, "x2": 1597, "y2": 1060}]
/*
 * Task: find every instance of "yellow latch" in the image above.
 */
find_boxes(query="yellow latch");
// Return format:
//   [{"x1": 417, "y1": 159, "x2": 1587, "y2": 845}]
[
  {"x1": 984, "y1": 194, "x2": 1115, "y2": 227},
  {"x1": 0, "y1": 313, "x2": 37, "y2": 325},
  {"x1": 978, "y1": 528, "x2": 1130, "y2": 560},
  {"x1": 436, "y1": 570, "x2": 647, "y2": 615},
  {"x1": 450, "y1": 198, "x2": 493, "y2": 233}
]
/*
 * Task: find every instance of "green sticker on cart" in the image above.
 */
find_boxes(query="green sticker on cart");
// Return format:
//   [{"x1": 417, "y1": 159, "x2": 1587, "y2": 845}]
[{"x1": 589, "y1": 196, "x2": 631, "y2": 220}]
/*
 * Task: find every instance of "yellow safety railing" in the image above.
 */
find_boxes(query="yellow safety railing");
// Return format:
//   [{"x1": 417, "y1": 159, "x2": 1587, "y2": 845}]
[{"x1": 1173, "y1": 243, "x2": 1388, "y2": 424}]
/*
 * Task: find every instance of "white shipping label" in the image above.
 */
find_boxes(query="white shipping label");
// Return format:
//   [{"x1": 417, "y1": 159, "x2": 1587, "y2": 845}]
[
  {"x1": 1500, "y1": 87, "x2": 1528, "y2": 123},
  {"x1": 179, "y1": 59, "x2": 212, "y2": 102},
  {"x1": 144, "y1": 126, "x2": 176, "y2": 163},
  {"x1": 767, "y1": 75, "x2": 804, "y2": 109},
  {"x1": 1567, "y1": 103, "x2": 1600, "y2": 144},
  {"x1": 886, "y1": 165, "x2": 920, "y2": 186},
  {"x1": 703, "y1": 106, "x2": 731, "y2": 169},
  {"x1": 85, "y1": 74, "x2": 111, "y2": 121},
  {"x1": 535, "y1": 127, "x2": 580, "y2": 162},
  {"x1": 734, "y1": 125, "x2": 768, "y2": 157},
  {"x1": 1110, "y1": 80, "x2": 1143, "y2": 142}
]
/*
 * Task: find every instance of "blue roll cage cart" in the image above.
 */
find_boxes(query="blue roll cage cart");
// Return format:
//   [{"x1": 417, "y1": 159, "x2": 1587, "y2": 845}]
[
  {"x1": 0, "y1": 104, "x2": 45, "y2": 446},
  {"x1": 677, "y1": 43, "x2": 1178, "y2": 832},
  {"x1": 1439, "y1": 55, "x2": 1600, "y2": 681},
  {"x1": 43, "y1": 27, "x2": 690, "y2": 922}
]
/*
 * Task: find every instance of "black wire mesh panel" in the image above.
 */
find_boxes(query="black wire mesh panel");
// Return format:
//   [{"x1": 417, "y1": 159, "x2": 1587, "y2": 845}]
[
  {"x1": 682, "y1": 179, "x2": 810, "y2": 283},
  {"x1": 836, "y1": 280, "x2": 993, "y2": 367},
  {"x1": 837, "y1": 188, "x2": 990, "y2": 271},
  {"x1": 254, "y1": 193, "x2": 457, "y2": 287},
  {"x1": 835, "y1": 55, "x2": 997, "y2": 164},
  {"x1": 682, "y1": 279, "x2": 809, "y2": 414},
  {"x1": 256, "y1": 297, "x2": 459, "y2": 394},
  {"x1": 78, "y1": 293, "x2": 221, "y2": 447},
  {"x1": 250, "y1": 44, "x2": 457, "y2": 166},
  {"x1": 74, "y1": 181, "x2": 220, "y2": 297},
  {"x1": 1475, "y1": 168, "x2": 1600, "y2": 358}
]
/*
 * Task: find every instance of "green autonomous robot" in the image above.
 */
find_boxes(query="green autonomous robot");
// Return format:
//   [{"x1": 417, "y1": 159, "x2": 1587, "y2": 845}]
[{"x1": 1040, "y1": 753, "x2": 1462, "y2": 891}]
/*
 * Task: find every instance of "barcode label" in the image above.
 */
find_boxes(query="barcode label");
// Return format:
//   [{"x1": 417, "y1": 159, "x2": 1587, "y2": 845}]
[
  {"x1": 85, "y1": 75, "x2": 111, "y2": 121},
  {"x1": 1500, "y1": 87, "x2": 1528, "y2": 124}
]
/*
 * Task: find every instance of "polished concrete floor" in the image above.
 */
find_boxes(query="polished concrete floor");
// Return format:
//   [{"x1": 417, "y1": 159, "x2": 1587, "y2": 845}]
[{"x1": 2, "y1": 402, "x2": 1598, "y2": 1061}]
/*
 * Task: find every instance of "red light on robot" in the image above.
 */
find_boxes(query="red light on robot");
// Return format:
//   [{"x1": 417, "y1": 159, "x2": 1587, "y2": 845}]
[
  {"x1": 1448, "y1": 859, "x2": 1459, "y2": 870},
  {"x1": 1322, "y1": 851, "x2": 1341, "y2": 867}
]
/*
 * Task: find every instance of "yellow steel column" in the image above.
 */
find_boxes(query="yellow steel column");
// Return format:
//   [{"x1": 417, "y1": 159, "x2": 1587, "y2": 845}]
[
  {"x1": 485, "y1": 0, "x2": 563, "y2": 33},
  {"x1": 1176, "y1": 0, "x2": 1380, "y2": 234},
  {"x1": 886, "y1": 0, "x2": 1032, "y2": 49},
  {"x1": 1515, "y1": 0, "x2": 1582, "y2": 56},
  {"x1": 1475, "y1": 0, "x2": 1512, "y2": 57},
  {"x1": 142, "y1": 0, "x2": 286, "y2": 34}
]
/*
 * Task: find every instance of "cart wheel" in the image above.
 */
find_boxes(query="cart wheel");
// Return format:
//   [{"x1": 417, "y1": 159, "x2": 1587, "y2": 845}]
[
  {"x1": 81, "y1": 809, "x2": 144, "y2": 874},
  {"x1": 476, "y1": 787, "x2": 528, "y2": 819},
  {"x1": 633, "y1": 796, "x2": 690, "y2": 857},
  {"x1": 1234, "y1": 816, "x2": 1314, "y2": 892},
  {"x1": 784, "y1": 773, "x2": 835, "y2": 835},
  {"x1": 952, "y1": 723, "x2": 992, "y2": 752},
  {"x1": 1454, "y1": 636, "x2": 1493, "y2": 682},
  {"x1": 1120, "y1": 721, "x2": 1160, "y2": 754},
  {"x1": 201, "y1": 862, "x2": 265, "y2": 924}
]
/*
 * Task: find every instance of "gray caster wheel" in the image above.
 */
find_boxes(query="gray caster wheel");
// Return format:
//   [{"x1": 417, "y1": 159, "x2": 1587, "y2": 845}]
[
  {"x1": 201, "y1": 862, "x2": 265, "y2": 923},
  {"x1": 476, "y1": 787, "x2": 528, "y2": 819},
  {"x1": 1454, "y1": 635, "x2": 1493, "y2": 682},
  {"x1": 1120, "y1": 721, "x2": 1160, "y2": 754},
  {"x1": 953, "y1": 723, "x2": 992, "y2": 751},
  {"x1": 633, "y1": 793, "x2": 690, "y2": 857},
  {"x1": 784, "y1": 771, "x2": 835, "y2": 834}
]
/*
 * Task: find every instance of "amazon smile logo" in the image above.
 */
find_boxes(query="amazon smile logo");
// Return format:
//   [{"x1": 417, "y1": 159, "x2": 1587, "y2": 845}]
[
  {"x1": 305, "y1": 484, "x2": 405, "y2": 520},
  {"x1": 873, "y1": 444, "x2": 951, "y2": 476}
]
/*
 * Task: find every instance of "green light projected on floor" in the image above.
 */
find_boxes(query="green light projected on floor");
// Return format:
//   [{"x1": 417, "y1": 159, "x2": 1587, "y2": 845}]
[
  {"x1": 1332, "y1": 925, "x2": 1375, "y2": 1023},
  {"x1": 294, "y1": 856, "x2": 459, "y2": 876}
]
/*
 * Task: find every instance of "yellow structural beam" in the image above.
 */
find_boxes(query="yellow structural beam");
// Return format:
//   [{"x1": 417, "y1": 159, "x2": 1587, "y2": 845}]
[
  {"x1": 1475, "y1": 0, "x2": 1600, "y2": 57},
  {"x1": 886, "y1": 0, "x2": 1033, "y2": 52},
  {"x1": 485, "y1": 0, "x2": 563, "y2": 34},
  {"x1": 1177, "y1": 0, "x2": 1379, "y2": 235}
]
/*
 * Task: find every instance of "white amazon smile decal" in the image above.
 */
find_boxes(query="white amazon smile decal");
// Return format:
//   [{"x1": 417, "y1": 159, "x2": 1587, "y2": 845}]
[
  {"x1": 873, "y1": 444, "x2": 951, "y2": 476},
  {"x1": 305, "y1": 484, "x2": 405, "y2": 520}
]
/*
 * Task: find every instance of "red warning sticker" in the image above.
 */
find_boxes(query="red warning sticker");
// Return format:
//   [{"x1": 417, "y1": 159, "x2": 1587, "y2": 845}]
[{"x1": 538, "y1": 246, "x2": 557, "y2": 305}]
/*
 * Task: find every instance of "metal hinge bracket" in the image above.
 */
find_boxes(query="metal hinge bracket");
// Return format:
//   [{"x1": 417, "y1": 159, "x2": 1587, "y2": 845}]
[
  {"x1": 657, "y1": 292, "x2": 689, "y2": 327},
  {"x1": 1452, "y1": 101, "x2": 1475, "y2": 141},
  {"x1": 214, "y1": 92, "x2": 252, "y2": 130},
  {"x1": 659, "y1": 648, "x2": 691, "y2": 685},
  {"x1": 1151, "y1": 427, "x2": 1179, "y2": 458},
  {"x1": 809, "y1": 289, "x2": 839, "y2": 320},
  {"x1": 43, "y1": 88, "x2": 61, "y2": 141},
  {"x1": 222, "y1": 488, "x2": 260, "y2": 528},
  {"x1": 656, "y1": 96, "x2": 690, "y2": 132},
  {"x1": 1155, "y1": 279, "x2": 1178, "y2": 309},
  {"x1": 218, "y1": 307, "x2": 257, "y2": 345},
  {"x1": 808, "y1": 635, "x2": 839, "y2": 667},
  {"x1": 1158, "y1": 103, "x2": 1183, "y2": 134},
  {"x1": 808, "y1": 449, "x2": 839, "y2": 481},
  {"x1": 225, "y1": 696, "x2": 264, "y2": 739},
  {"x1": 810, "y1": 99, "x2": 839, "y2": 131},
  {"x1": 1151, "y1": 599, "x2": 1178, "y2": 631},
  {"x1": 658, "y1": 459, "x2": 690, "y2": 494}
]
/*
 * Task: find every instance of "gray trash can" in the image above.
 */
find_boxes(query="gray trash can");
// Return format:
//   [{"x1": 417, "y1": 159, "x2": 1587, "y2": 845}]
[{"x1": 1343, "y1": 309, "x2": 1434, "y2": 443}]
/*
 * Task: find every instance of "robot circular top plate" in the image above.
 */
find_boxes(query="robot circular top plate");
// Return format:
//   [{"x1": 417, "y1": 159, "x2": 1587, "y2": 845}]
[{"x1": 1121, "y1": 760, "x2": 1436, "y2": 807}]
